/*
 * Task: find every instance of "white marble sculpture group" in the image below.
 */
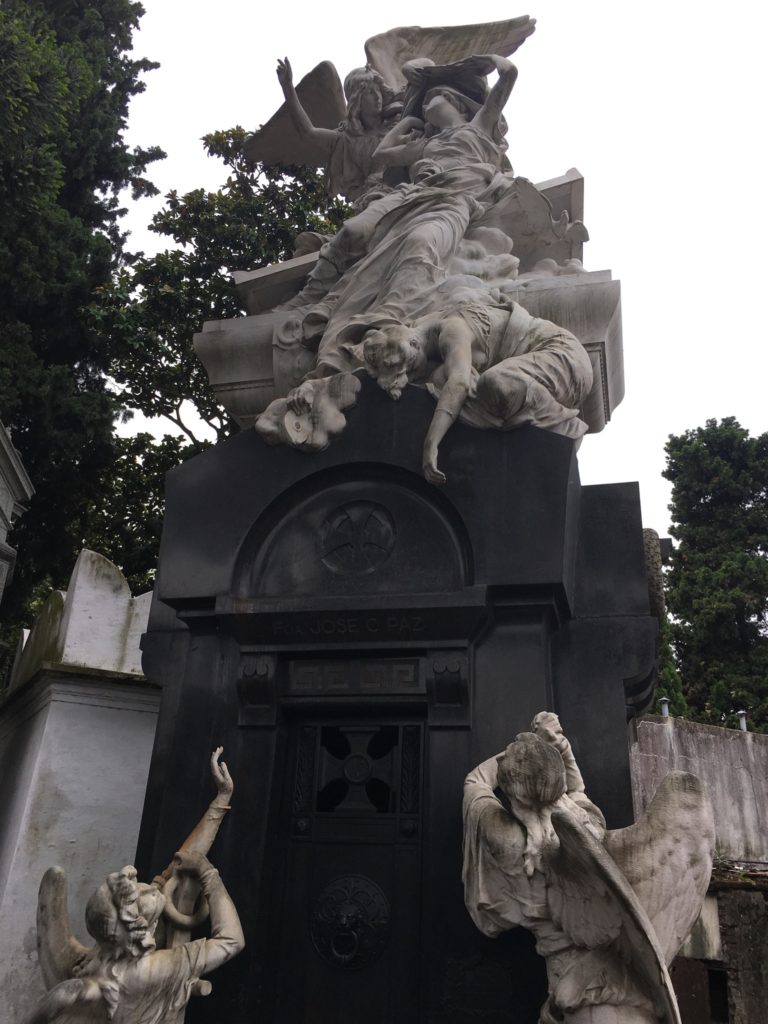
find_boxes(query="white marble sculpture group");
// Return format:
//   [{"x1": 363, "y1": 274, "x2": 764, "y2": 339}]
[
  {"x1": 245, "y1": 18, "x2": 594, "y2": 483},
  {"x1": 464, "y1": 714, "x2": 715, "y2": 1024},
  {"x1": 24, "y1": 749, "x2": 243, "y2": 1024}
]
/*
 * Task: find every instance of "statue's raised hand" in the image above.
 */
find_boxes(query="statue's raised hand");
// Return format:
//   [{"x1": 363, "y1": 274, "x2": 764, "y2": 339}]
[
  {"x1": 211, "y1": 746, "x2": 233, "y2": 805},
  {"x1": 173, "y1": 849, "x2": 210, "y2": 878},
  {"x1": 276, "y1": 57, "x2": 293, "y2": 93},
  {"x1": 532, "y1": 711, "x2": 570, "y2": 756}
]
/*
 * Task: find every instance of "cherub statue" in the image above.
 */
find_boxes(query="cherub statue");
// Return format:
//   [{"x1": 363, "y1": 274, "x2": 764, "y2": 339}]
[
  {"x1": 25, "y1": 748, "x2": 244, "y2": 1024},
  {"x1": 340, "y1": 295, "x2": 593, "y2": 484},
  {"x1": 463, "y1": 713, "x2": 715, "y2": 1024}
]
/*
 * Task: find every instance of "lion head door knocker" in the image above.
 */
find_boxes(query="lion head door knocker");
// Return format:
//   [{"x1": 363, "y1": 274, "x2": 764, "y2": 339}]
[{"x1": 310, "y1": 875, "x2": 390, "y2": 969}]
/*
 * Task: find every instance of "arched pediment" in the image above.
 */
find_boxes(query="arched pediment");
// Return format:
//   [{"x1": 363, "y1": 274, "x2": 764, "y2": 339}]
[{"x1": 233, "y1": 465, "x2": 472, "y2": 600}]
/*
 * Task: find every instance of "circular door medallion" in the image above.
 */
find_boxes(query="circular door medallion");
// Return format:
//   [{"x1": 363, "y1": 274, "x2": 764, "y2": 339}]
[{"x1": 319, "y1": 501, "x2": 395, "y2": 576}]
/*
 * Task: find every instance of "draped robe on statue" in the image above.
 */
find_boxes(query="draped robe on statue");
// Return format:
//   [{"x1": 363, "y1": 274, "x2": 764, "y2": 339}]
[{"x1": 309, "y1": 121, "x2": 505, "y2": 371}]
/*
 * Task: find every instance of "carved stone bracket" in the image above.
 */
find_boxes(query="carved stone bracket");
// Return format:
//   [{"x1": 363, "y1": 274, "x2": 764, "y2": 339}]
[
  {"x1": 237, "y1": 653, "x2": 278, "y2": 726},
  {"x1": 426, "y1": 650, "x2": 471, "y2": 728}
]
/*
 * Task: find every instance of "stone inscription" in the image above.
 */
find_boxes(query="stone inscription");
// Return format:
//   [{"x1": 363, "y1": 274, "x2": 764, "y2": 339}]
[
  {"x1": 272, "y1": 613, "x2": 426, "y2": 640},
  {"x1": 289, "y1": 659, "x2": 422, "y2": 695}
]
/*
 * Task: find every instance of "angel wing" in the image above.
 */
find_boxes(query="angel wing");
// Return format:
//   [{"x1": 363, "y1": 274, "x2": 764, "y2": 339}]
[
  {"x1": 605, "y1": 771, "x2": 715, "y2": 965},
  {"x1": 23, "y1": 977, "x2": 108, "y2": 1024},
  {"x1": 243, "y1": 61, "x2": 346, "y2": 168},
  {"x1": 547, "y1": 807, "x2": 681, "y2": 1024},
  {"x1": 37, "y1": 867, "x2": 92, "y2": 989},
  {"x1": 364, "y1": 16, "x2": 536, "y2": 92}
]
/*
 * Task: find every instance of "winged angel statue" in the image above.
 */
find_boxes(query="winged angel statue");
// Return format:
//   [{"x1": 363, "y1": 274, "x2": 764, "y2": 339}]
[
  {"x1": 245, "y1": 18, "x2": 537, "y2": 205},
  {"x1": 463, "y1": 714, "x2": 715, "y2": 1024},
  {"x1": 244, "y1": 19, "x2": 593, "y2": 483},
  {"x1": 24, "y1": 749, "x2": 244, "y2": 1024}
]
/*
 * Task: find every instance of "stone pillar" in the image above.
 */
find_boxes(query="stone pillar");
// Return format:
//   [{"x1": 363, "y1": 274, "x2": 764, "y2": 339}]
[{"x1": 0, "y1": 551, "x2": 158, "y2": 1023}]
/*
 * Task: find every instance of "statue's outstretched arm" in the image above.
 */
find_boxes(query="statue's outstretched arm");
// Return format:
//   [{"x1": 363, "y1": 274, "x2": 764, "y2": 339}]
[
  {"x1": 174, "y1": 852, "x2": 245, "y2": 973},
  {"x1": 472, "y1": 55, "x2": 518, "y2": 137},
  {"x1": 276, "y1": 58, "x2": 336, "y2": 155},
  {"x1": 423, "y1": 316, "x2": 475, "y2": 485},
  {"x1": 156, "y1": 747, "x2": 233, "y2": 885}
]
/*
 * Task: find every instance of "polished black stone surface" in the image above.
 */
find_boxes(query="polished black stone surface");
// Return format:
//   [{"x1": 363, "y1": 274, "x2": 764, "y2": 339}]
[{"x1": 137, "y1": 377, "x2": 657, "y2": 1023}]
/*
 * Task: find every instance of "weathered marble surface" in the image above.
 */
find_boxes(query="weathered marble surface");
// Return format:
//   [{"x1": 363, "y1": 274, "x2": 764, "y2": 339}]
[
  {"x1": 463, "y1": 713, "x2": 715, "y2": 1024},
  {"x1": 198, "y1": 20, "x2": 611, "y2": 485},
  {"x1": 0, "y1": 552, "x2": 159, "y2": 1023},
  {"x1": 630, "y1": 714, "x2": 768, "y2": 864},
  {"x1": 244, "y1": 18, "x2": 536, "y2": 204},
  {"x1": 8, "y1": 549, "x2": 151, "y2": 692},
  {"x1": 24, "y1": 750, "x2": 243, "y2": 1024},
  {"x1": 0, "y1": 672, "x2": 159, "y2": 1024},
  {"x1": 198, "y1": 253, "x2": 622, "y2": 441}
]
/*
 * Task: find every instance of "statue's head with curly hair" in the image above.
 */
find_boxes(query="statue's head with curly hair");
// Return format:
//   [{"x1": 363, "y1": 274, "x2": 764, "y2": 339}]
[{"x1": 84, "y1": 866, "x2": 165, "y2": 959}]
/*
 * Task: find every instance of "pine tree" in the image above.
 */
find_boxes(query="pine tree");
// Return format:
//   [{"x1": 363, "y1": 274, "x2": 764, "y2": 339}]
[{"x1": 663, "y1": 418, "x2": 768, "y2": 731}]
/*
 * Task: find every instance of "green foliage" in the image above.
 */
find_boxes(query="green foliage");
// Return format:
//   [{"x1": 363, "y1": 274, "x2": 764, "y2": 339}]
[
  {"x1": 95, "y1": 128, "x2": 348, "y2": 441},
  {"x1": 0, "y1": 4, "x2": 348, "y2": 647},
  {"x1": 654, "y1": 618, "x2": 689, "y2": 718},
  {"x1": 663, "y1": 418, "x2": 768, "y2": 731},
  {"x1": 85, "y1": 432, "x2": 205, "y2": 594},
  {"x1": 80, "y1": 134, "x2": 348, "y2": 596},
  {"x1": 0, "y1": 1, "x2": 162, "y2": 632}
]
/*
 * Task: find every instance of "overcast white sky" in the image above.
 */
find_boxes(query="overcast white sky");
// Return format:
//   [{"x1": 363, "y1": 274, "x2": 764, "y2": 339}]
[{"x1": 121, "y1": 1, "x2": 767, "y2": 535}]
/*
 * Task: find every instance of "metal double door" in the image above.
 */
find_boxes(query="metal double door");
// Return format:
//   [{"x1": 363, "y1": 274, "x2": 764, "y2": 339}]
[{"x1": 270, "y1": 714, "x2": 425, "y2": 1022}]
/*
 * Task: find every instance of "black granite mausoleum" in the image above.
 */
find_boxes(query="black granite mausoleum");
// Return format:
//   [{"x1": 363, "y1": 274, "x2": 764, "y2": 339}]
[{"x1": 137, "y1": 377, "x2": 657, "y2": 1023}]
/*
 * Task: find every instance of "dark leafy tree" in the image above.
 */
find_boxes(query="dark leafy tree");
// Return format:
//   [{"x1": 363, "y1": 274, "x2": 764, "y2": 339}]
[
  {"x1": 1, "y1": 4, "x2": 347, "y2": 639},
  {"x1": 96, "y1": 128, "x2": 348, "y2": 442},
  {"x1": 654, "y1": 619, "x2": 689, "y2": 718},
  {"x1": 85, "y1": 432, "x2": 194, "y2": 594},
  {"x1": 64, "y1": 127, "x2": 346, "y2": 599},
  {"x1": 79, "y1": 130, "x2": 348, "y2": 596},
  {"x1": 0, "y1": 1, "x2": 163, "y2": 635},
  {"x1": 663, "y1": 418, "x2": 768, "y2": 731}
]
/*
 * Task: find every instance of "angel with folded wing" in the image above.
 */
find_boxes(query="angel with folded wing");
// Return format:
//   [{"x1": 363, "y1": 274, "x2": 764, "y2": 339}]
[
  {"x1": 463, "y1": 713, "x2": 715, "y2": 1024},
  {"x1": 25, "y1": 748, "x2": 244, "y2": 1024},
  {"x1": 244, "y1": 17, "x2": 536, "y2": 207}
]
